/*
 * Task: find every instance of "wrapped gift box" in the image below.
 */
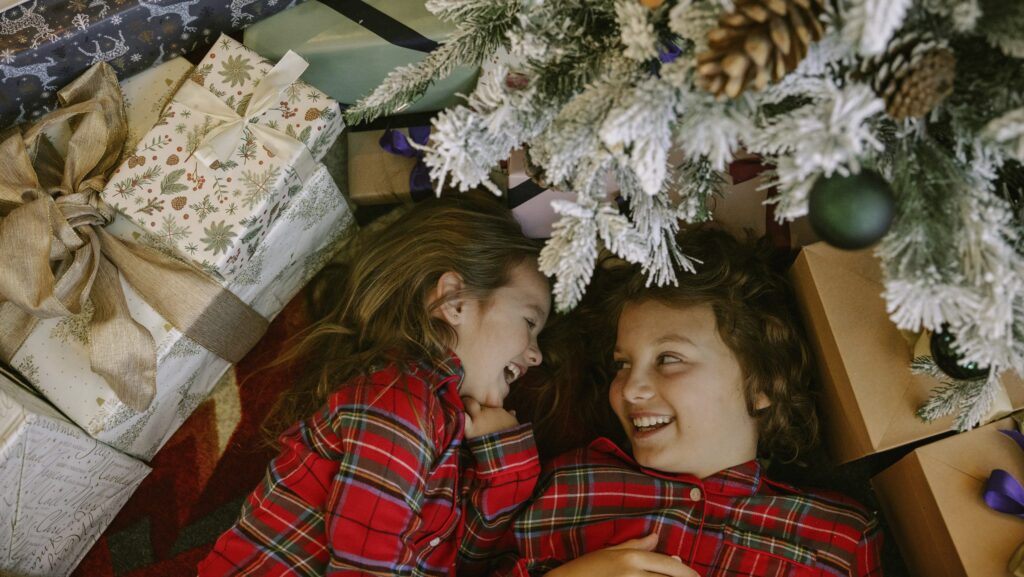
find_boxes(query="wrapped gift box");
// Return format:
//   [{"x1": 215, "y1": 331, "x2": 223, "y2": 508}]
[
  {"x1": 42, "y1": 56, "x2": 195, "y2": 155},
  {"x1": 0, "y1": 0, "x2": 304, "y2": 130},
  {"x1": 243, "y1": 0, "x2": 478, "y2": 113},
  {"x1": 347, "y1": 128, "x2": 433, "y2": 206},
  {"x1": 506, "y1": 148, "x2": 576, "y2": 239},
  {"x1": 0, "y1": 365, "x2": 150, "y2": 577},
  {"x1": 789, "y1": 243, "x2": 1024, "y2": 463},
  {"x1": 120, "y1": 56, "x2": 194, "y2": 151},
  {"x1": 872, "y1": 418, "x2": 1024, "y2": 577},
  {"x1": 104, "y1": 33, "x2": 344, "y2": 279},
  {"x1": 9, "y1": 161, "x2": 354, "y2": 461},
  {"x1": 6, "y1": 43, "x2": 352, "y2": 461}
]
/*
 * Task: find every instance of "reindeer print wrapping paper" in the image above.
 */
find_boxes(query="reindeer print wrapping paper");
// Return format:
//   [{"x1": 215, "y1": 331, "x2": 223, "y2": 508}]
[{"x1": 0, "y1": 0, "x2": 304, "y2": 129}]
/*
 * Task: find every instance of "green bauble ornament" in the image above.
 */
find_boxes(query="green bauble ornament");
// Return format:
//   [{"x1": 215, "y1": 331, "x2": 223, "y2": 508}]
[
  {"x1": 808, "y1": 170, "x2": 895, "y2": 250},
  {"x1": 929, "y1": 326, "x2": 990, "y2": 381}
]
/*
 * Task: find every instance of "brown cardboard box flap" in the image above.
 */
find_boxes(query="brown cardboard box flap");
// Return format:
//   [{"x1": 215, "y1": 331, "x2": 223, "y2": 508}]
[
  {"x1": 791, "y1": 243, "x2": 1024, "y2": 463},
  {"x1": 873, "y1": 418, "x2": 1024, "y2": 577},
  {"x1": 347, "y1": 130, "x2": 420, "y2": 205}
]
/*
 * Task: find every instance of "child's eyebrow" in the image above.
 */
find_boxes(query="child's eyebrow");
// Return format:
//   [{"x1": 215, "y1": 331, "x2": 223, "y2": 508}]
[
  {"x1": 527, "y1": 304, "x2": 548, "y2": 319},
  {"x1": 654, "y1": 334, "x2": 697, "y2": 347}
]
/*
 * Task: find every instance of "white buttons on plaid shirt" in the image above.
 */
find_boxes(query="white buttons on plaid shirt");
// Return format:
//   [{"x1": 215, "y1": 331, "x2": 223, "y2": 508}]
[
  {"x1": 689, "y1": 487, "x2": 702, "y2": 502},
  {"x1": 429, "y1": 537, "x2": 441, "y2": 547}
]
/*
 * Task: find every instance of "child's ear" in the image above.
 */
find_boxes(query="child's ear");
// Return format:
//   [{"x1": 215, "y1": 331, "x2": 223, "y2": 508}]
[
  {"x1": 434, "y1": 271, "x2": 466, "y2": 325},
  {"x1": 754, "y1": 391, "x2": 771, "y2": 411}
]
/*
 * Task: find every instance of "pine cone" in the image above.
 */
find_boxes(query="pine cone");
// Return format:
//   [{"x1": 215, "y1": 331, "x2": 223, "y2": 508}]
[
  {"x1": 304, "y1": 108, "x2": 321, "y2": 121},
  {"x1": 696, "y1": 0, "x2": 827, "y2": 98},
  {"x1": 171, "y1": 196, "x2": 187, "y2": 210},
  {"x1": 858, "y1": 32, "x2": 956, "y2": 120},
  {"x1": 166, "y1": 154, "x2": 180, "y2": 166}
]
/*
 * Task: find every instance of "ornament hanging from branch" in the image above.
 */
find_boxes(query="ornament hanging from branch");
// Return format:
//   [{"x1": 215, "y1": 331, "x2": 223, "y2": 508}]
[
  {"x1": 857, "y1": 31, "x2": 957, "y2": 120},
  {"x1": 929, "y1": 326, "x2": 991, "y2": 381},
  {"x1": 696, "y1": 0, "x2": 828, "y2": 98},
  {"x1": 807, "y1": 169, "x2": 895, "y2": 250}
]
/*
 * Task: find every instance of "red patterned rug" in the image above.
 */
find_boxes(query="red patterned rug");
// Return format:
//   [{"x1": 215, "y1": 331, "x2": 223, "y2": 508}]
[{"x1": 71, "y1": 292, "x2": 312, "y2": 577}]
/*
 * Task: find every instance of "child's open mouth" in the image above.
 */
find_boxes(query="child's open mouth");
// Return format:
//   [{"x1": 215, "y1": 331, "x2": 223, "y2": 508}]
[{"x1": 504, "y1": 363, "x2": 522, "y2": 385}]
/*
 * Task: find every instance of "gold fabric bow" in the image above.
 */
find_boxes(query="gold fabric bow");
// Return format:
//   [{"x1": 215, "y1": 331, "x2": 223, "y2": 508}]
[{"x1": 0, "y1": 63, "x2": 269, "y2": 412}]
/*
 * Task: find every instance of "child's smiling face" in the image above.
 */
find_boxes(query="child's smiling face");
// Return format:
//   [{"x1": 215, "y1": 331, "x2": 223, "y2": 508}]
[
  {"x1": 609, "y1": 300, "x2": 768, "y2": 478},
  {"x1": 450, "y1": 259, "x2": 550, "y2": 408}
]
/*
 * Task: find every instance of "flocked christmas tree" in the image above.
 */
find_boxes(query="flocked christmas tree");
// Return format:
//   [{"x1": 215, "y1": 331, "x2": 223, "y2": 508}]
[{"x1": 345, "y1": 0, "x2": 1024, "y2": 432}]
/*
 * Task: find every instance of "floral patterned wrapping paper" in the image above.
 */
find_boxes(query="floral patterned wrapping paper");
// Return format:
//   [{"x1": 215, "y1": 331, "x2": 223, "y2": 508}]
[
  {"x1": 103, "y1": 33, "x2": 343, "y2": 281},
  {"x1": 6, "y1": 37, "x2": 354, "y2": 461}
]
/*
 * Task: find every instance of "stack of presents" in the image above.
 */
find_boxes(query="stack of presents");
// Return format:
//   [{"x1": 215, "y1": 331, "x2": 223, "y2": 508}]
[{"x1": 0, "y1": 1, "x2": 1022, "y2": 577}]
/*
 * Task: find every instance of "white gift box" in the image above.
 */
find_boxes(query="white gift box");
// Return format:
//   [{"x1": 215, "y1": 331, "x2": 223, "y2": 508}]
[
  {"x1": 10, "y1": 164, "x2": 354, "y2": 461},
  {"x1": 0, "y1": 365, "x2": 150, "y2": 577},
  {"x1": 7, "y1": 39, "x2": 354, "y2": 461}
]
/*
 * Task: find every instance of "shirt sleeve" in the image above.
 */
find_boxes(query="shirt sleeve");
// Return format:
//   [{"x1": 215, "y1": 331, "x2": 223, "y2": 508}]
[
  {"x1": 458, "y1": 423, "x2": 540, "y2": 577},
  {"x1": 324, "y1": 377, "x2": 438, "y2": 576},
  {"x1": 853, "y1": 521, "x2": 885, "y2": 577}
]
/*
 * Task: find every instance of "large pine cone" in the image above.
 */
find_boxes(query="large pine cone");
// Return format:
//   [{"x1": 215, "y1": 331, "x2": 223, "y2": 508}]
[
  {"x1": 696, "y1": 0, "x2": 827, "y2": 98},
  {"x1": 858, "y1": 32, "x2": 956, "y2": 120}
]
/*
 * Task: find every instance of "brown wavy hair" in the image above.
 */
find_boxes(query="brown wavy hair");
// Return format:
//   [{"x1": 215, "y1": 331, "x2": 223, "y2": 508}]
[
  {"x1": 265, "y1": 193, "x2": 542, "y2": 437},
  {"x1": 522, "y1": 227, "x2": 817, "y2": 462}
]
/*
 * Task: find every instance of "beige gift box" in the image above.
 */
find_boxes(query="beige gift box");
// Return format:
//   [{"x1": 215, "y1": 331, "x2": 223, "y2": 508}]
[
  {"x1": 790, "y1": 242, "x2": 1024, "y2": 463},
  {"x1": 872, "y1": 418, "x2": 1024, "y2": 577}
]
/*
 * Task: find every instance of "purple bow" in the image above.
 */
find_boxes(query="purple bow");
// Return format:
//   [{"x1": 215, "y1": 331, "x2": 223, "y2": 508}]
[
  {"x1": 379, "y1": 126, "x2": 432, "y2": 199},
  {"x1": 658, "y1": 41, "x2": 682, "y2": 64},
  {"x1": 985, "y1": 429, "x2": 1024, "y2": 518}
]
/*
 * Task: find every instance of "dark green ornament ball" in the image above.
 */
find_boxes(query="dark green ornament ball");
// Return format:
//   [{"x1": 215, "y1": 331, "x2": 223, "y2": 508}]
[
  {"x1": 929, "y1": 327, "x2": 990, "y2": 380},
  {"x1": 808, "y1": 170, "x2": 895, "y2": 250}
]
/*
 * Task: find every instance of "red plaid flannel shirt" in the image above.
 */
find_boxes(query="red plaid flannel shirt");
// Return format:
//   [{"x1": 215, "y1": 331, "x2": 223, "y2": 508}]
[
  {"x1": 460, "y1": 438, "x2": 884, "y2": 577},
  {"x1": 198, "y1": 356, "x2": 540, "y2": 577}
]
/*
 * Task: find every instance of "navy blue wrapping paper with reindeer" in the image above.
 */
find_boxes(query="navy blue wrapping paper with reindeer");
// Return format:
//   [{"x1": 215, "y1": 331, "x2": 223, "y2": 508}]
[{"x1": 0, "y1": 0, "x2": 306, "y2": 130}]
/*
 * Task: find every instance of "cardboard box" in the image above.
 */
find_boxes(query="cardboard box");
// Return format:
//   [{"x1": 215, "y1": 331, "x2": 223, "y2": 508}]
[
  {"x1": 789, "y1": 243, "x2": 1024, "y2": 463},
  {"x1": 0, "y1": 366, "x2": 150, "y2": 577},
  {"x1": 872, "y1": 418, "x2": 1024, "y2": 577}
]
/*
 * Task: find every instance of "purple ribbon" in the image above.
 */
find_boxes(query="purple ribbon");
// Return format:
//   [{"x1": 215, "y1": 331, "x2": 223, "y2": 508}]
[
  {"x1": 658, "y1": 41, "x2": 682, "y2": 64},
  {"x1": 985, "y1": 429, "x2": 1024, "y2": 518},
  {"x1": 379, "y1": 126, "x2": 432, "y2": 200}
]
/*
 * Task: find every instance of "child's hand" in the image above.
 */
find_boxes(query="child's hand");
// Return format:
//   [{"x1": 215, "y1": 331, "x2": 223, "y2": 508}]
[
  {"x1": 544, "y1": 533, "x2": 697, "y2": 577},
  {"x1": 463, "y1": 397, "x2": 520, "y2": 439}
]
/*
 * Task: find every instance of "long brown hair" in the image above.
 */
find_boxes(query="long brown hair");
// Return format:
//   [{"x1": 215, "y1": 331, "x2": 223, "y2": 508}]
[
  {"x1": 524, "y1": 227, "x2": 817, "y2": 462},
  {"x1": 267, "y1": 193, "x2": 542, "y2": 436}
]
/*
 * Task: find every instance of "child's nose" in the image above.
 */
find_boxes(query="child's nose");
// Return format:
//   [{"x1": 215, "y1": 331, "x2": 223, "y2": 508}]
[
  {"x1": 525, "y1": 343, "x2": 542, "y2": 366},
  {"x1": 621, "y1": 371, "x2": 655, "y2": 402}
]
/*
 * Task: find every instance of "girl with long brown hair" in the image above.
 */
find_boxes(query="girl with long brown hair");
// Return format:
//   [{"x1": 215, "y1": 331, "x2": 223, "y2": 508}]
[{"x1": 199, "y1": 194, "x2": 551, "y2": 577}]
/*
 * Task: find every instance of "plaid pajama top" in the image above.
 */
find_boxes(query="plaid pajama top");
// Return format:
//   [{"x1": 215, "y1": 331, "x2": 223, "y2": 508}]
[
  {"x1": 461, "y1": 438, "x2": 883, "y2": 577},
  {"x1": 198, "y1": 357, "x2": 540, "y2": 577}
]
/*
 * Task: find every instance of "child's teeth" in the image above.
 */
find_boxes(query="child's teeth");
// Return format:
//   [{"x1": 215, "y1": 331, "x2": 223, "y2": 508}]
[{"x1": 632, "y1": 416, "x2": 673, "y2": 428}]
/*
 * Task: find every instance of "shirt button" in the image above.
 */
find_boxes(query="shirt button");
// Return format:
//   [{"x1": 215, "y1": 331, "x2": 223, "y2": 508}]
[
  {"x1": 429, "y1": 537, "x2": 441, "y2": 547},
  {"x1": 689, "y1": 487, "x2": 702, "y2": 502}
]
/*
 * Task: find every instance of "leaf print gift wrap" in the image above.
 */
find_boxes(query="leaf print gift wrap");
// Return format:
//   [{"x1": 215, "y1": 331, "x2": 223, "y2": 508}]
[{"x1": 104, "y1": 34, "x2": 343, "y2": 280}]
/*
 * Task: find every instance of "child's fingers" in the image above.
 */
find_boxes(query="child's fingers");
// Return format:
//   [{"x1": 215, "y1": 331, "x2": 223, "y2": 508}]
[{"x1": 462, "y1": 396, "x2": 482, "y2": 416}]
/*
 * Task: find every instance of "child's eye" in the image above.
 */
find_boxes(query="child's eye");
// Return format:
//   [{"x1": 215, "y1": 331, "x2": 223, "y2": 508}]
[
  {"x1": 526, "y1": 318, "x2": 537, "y2": 330},
  {"x1": 612, "y1": 359, "x2": 630, "y2": 371},
  {"x1": 658, "y1": 354, "x2": 683, "y2": 365}
]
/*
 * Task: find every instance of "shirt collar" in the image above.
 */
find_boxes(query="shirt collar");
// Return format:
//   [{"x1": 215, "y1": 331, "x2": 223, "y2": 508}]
[
  {"x1": 412, "y1": 350, "x2": 465, "y2": 408},
  {"x1": 589, "y1": 437, "x2": 763, "y2": 498}
]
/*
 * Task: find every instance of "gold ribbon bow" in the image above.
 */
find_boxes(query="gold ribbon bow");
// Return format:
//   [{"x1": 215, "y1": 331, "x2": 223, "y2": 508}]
[
  {"x1": 0, "y1": 63, "x2": 269, "y2": 412},
  {"x1": 173, "y1": 50, "x2": 318, "y2": 180}
]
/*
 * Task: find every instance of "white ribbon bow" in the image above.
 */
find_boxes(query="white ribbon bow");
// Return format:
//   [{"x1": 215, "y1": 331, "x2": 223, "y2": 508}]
[{"x1": 173, "y1": 50, "x2": 318, "y2": 180}]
